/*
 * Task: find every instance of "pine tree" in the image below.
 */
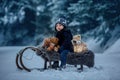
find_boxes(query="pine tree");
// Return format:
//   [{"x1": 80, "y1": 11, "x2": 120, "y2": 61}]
[{"x1": 68, "y1": 0, "x2": 97, "y2": 34}]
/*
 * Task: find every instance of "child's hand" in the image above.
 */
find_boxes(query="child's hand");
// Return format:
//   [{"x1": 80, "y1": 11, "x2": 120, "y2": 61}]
[
  {"x1": 47, "y1": 43, "x2": 55, "y2": 51},
  {"x1": 47, "y1": 47, "x2": 52, "y2": 51},
  {"x1": 54, "y1": 47, "x2": 58, "y2": 52}
]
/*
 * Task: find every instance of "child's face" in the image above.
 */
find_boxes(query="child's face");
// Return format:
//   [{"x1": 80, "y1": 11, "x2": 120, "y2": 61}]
[{"x1": 56, "y1": 23, "x2": 64, "y2": 31}]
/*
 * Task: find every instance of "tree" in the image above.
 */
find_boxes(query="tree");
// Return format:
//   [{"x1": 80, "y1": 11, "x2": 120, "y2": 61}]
[{"x1": 68, "y1": 0, "x2": 98, "y2": 34}]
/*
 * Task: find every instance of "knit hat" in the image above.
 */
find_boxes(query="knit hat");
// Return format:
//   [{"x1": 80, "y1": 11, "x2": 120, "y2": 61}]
[{"x1": 55, "y1": 18, "x2": 67, "y2": 31}]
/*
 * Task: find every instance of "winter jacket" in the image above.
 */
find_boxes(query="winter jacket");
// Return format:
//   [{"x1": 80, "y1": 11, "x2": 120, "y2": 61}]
[{"x1": 55, "y1": 29, "x2": 73, "y2": 52}]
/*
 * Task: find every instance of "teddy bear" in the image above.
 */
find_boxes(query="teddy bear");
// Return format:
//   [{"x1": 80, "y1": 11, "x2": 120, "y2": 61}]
[
  {"x1": 42, "y1": 37, "x2": 60, "y2": 52},
  {"x1": 72, "y1": 35, "x2": 88, "y2": 53}
]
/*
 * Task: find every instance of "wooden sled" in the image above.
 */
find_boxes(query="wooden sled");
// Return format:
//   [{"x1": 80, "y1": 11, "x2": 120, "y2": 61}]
[{"x1": 16, "y1": 46, "x2": 94, "y2": 72}]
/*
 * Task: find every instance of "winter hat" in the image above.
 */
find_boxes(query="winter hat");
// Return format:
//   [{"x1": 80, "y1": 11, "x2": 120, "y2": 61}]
[{"x1": 55, "y1": 18, "x2": 67, "y2": 31}]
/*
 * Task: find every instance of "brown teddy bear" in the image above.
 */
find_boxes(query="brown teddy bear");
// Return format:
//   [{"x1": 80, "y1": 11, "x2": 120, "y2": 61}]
[
  {"x1": 42, "y1": 37, "x2": 60, "y2": 52},
  {"x1": 72, "y1": 35, "x2": 88, "y2": 53}
]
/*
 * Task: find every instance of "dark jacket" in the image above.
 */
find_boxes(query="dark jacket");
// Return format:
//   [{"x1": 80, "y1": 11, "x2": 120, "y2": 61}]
[{"x1": 55, "y1": 29, "x2": 73, "y2": 52}]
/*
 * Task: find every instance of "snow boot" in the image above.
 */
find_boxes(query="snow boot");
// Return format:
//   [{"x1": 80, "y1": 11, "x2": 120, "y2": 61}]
[{"x1": 52, "y1": 61, "x2": 59, "y2": 69}]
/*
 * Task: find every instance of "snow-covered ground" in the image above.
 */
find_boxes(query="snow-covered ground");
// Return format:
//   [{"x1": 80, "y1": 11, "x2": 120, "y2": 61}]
[{"x1": 0, "y1": 38, "x2": 120, "y2": 80}]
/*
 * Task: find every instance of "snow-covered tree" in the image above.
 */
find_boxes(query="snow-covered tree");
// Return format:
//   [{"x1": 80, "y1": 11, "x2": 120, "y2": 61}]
[
  {"x1": 0, "y1": 0, "x2": 120, "y2": 49},
  {"x1": 48, "y1": 0, "x2": 68, "y2": 30},
  {"x1": 68, "y1": 0, "x2": 98, "y2": 34}
]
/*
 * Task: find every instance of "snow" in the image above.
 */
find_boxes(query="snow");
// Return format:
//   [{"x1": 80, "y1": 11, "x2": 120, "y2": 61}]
[
  {"x1": 0, "y1": 38, "x2": 120, "y2": 80},
  {"x1": 69, "y1": 20, "x2": 80, "y2": 26},
  {"x1": 104, "y1": 38, "x2": 120, "y2": 54},
  {"x1": 1, "y1": 15, "x2": 8, "y2": 25},
  {"x1": 86, "y1": 38, "x2": 103, "y2": 53},
  {"x1": 36, "y1": 5, "x2": 45, "y2": 12}
]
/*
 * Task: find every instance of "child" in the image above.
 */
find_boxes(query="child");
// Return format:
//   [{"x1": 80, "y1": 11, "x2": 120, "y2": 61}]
[{"x1": 52, "y1": 18, "x2": 73, "y2": 69}]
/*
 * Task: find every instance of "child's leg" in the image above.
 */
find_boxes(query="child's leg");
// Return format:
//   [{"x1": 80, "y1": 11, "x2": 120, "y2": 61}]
[{"x1": 60, "y1": 50, "x2": 69, "y2": 67}]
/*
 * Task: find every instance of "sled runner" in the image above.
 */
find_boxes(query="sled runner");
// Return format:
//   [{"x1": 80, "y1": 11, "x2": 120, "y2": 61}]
[{"x1": 16, "y1": 46, "x2": 94, "y2": 72}]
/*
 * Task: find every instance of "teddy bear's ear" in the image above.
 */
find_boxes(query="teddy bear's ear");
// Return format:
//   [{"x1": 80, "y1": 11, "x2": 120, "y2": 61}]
[
  {"x1": 77, "y1": 35, "x2": 81, "y2": 40},
  {"x1": 56, "y1": 38, "x2": 59, "y2": 41},
  {"x1": 77, "y1": 34, "x2": 81, "y2": 38},
  {"x1": 49, "y1": 37, "x2": 53, "y2": 42}
]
